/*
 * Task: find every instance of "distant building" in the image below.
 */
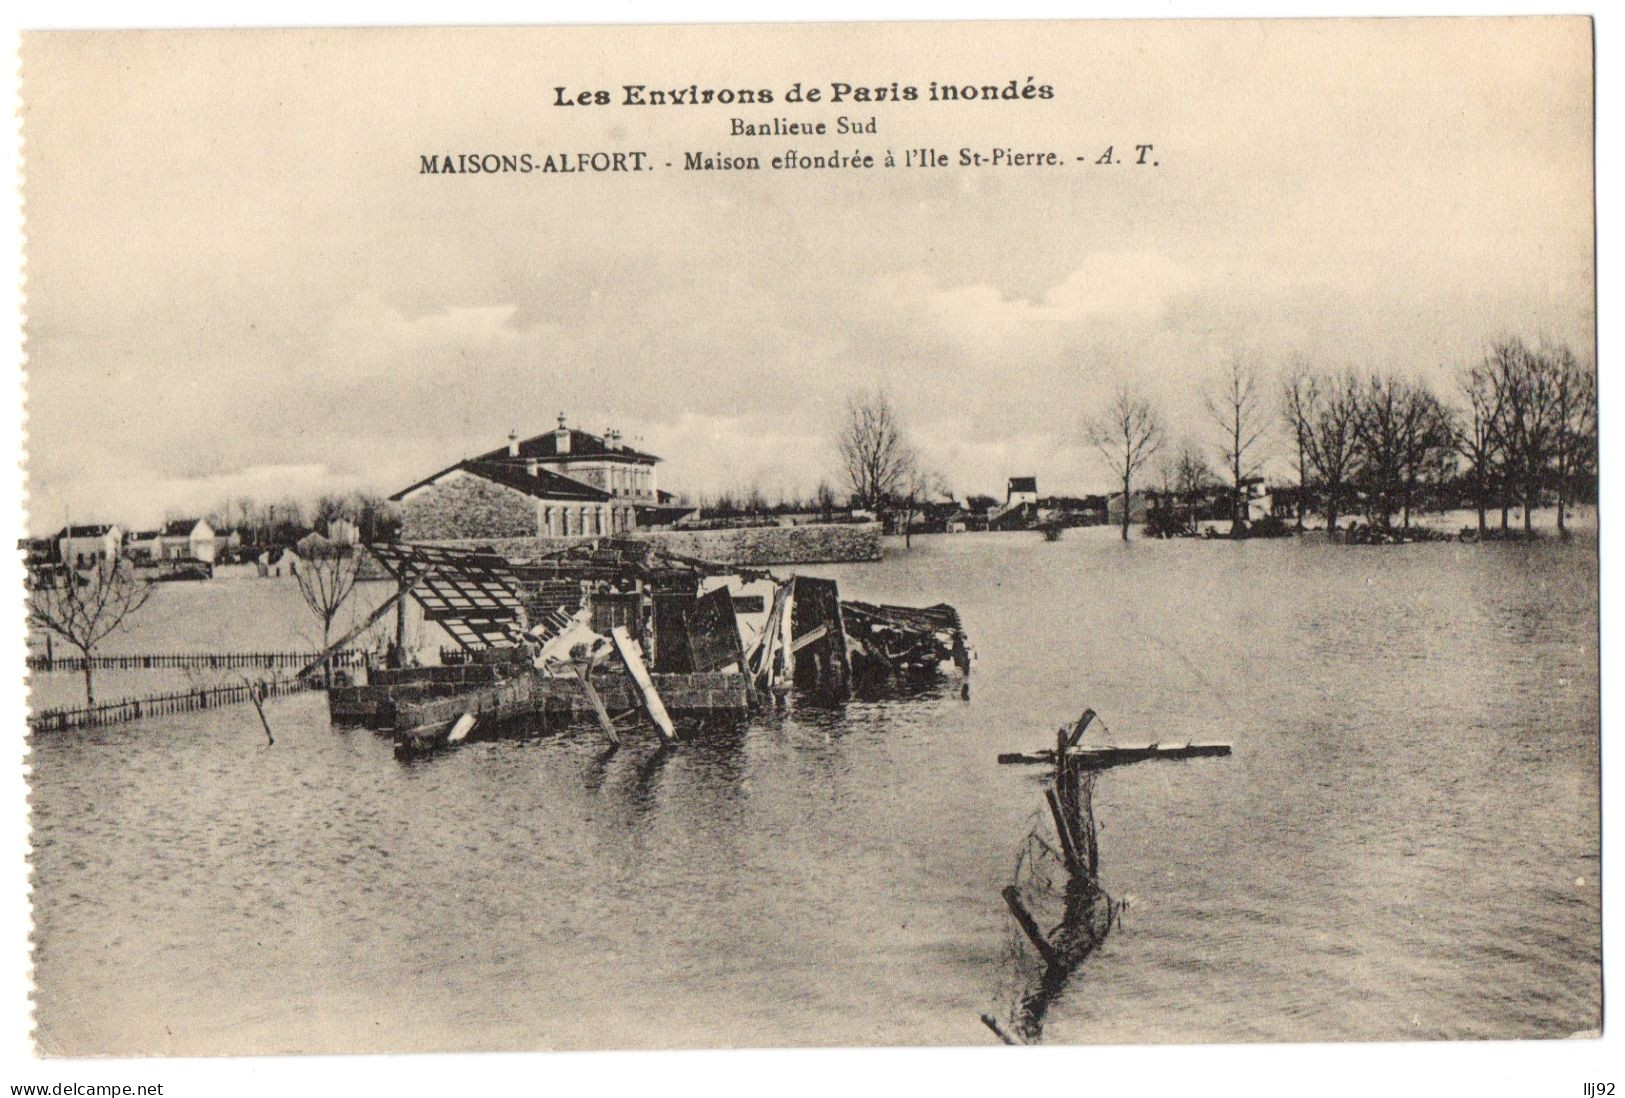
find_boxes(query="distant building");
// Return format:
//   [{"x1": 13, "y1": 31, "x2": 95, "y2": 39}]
[
  {"x1": 56, "y1": 524, "x2": 123, "y2": 569},
  {"x1": 990, "y1": 501, "x2": 1040, "y2": 531},
  {"x1": 1237, "y1": 477, "x2": 1274, "y2": 522},
  {"x1": 125, "y1": 529, "x2": 162, "y2": 560},
  {"x1": 1106, "y1": 491, "x2": 1151, "y2": 527},
  {"x1": 392, "y1": 415, "x2": 664, "y2": 540},
  {"x1": 325, "y1": 518, "x2": 361, "y2": 546},
  {"x1": 1038, "y1": 495, "x2": 1108, "y2": 527},
  {"x1": 1006, "y1": 476, "x2": 1038, "y2": 507},
  {"x1": 151, "y1": 518, "x2": 217, "y2": 563},
  {"x1": 258, "y1": 546, "x2": 301, "y2": 577}
]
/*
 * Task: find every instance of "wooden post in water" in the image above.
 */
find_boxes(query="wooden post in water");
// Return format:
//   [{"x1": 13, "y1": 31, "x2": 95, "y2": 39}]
[
  {"x1": 394, "y1": 573, "x2": 409, "y2": 663},
  {"x1": 1002, "y1": 885, "x2": 1061, "y2": 969},
  {"x1": 570, "y1": 660, "x2": 621, "y2": 748},
  {"x1": 1044, "y1": 787, "x2": 1086, "y2": 880}
]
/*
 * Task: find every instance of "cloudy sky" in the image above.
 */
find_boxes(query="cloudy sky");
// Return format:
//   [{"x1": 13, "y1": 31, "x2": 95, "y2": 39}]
[{"x1": 21, "y1": 18, "x2": 1593, "y2": 531}]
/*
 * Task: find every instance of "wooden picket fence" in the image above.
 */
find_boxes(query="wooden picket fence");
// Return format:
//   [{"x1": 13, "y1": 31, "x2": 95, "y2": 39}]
[
  {"x1": 25, "y1": 649, "x2": 366, "y2": 673},
  {"x1": 28, "y1": 676, "x2": 326, "y2": 733}
]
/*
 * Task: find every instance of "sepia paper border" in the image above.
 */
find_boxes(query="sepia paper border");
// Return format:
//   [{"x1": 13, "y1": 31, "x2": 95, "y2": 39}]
[{"x1": 2, "y1": 2, "x2": 1616, "y2": 1096}]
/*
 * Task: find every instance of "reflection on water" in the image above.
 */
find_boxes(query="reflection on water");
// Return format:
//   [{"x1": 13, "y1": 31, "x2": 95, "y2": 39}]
[{"x1": 29, "y1": 532, "x2": 1599, "y2": 1054}]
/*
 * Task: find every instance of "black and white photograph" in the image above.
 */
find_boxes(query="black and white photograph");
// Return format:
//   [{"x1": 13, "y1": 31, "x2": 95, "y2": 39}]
[{"x1": 5, "y1": 10, "x2": 1608, "y2": 1093}]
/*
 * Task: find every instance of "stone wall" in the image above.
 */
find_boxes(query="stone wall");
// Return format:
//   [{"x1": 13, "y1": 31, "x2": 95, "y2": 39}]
[
  {"x1": 401, "y1": 475, "x2": 538, "y2": 541},
  {"x1": 424, "y1": 521, "x2": 883, "y2": 566}
]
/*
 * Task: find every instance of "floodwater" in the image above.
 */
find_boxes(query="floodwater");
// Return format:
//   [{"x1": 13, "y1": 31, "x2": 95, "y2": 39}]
[{"x1": 28, "y1": 530, "x2": 1600, "y2": 1054}]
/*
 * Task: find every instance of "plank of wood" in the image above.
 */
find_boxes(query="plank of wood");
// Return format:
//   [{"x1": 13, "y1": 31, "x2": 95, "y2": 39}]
[
  {"x1": 1002, "y1": 885, "x2": 1061, "y2": 969},
  {"x1": 447, "y1": 712, "x2": 476, "y2": 743},
  {"x1": 997, "y1": 742, "x2": 1232, "y2": 767},
  {"x1": 569, "y1": 662, "x2": 620, "y2": 747},
  {"x1": 789, "y1": 623, "x2": 830, "y2": 654},
  {"x1": 777, "y1": 582, "x2": 795, "y2": 686},
  {"x1": 611, "y1": 626, "x2": 678, "y2": 744}
]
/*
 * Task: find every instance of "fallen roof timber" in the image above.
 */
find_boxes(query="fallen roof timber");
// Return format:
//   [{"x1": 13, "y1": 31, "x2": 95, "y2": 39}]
[{"x1": 996, "y1": 742, "x2": 1233, "y2": 768}]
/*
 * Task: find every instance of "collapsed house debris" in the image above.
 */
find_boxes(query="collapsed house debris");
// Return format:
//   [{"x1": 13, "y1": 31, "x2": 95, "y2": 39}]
[{"x1": 320, "y1": 538, "x2": 971, "y2": 756}]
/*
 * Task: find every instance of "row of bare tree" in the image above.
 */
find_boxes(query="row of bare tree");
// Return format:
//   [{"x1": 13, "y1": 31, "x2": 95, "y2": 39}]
[
  {"x1": 204, "y1": 490, "x2": 401, "y2": 549},
  {"x1": 1086, "y1": 337, "x2": 1596, "y2": 541},
  {"x1": 1283, "y1": 338, "x2": 1596, "y2": 536}
]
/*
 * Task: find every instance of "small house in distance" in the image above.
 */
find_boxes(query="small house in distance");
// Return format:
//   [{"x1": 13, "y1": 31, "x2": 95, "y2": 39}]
[
  {"x1": 1006, "y1": 476, "x2": 1038, "y2": 507},
  {"x1": 128, "y1": 519, "x2": 217, "y2": 563},
  {"x1": 258, "y1": 546, "x2": 302, "y2": 577},
  {"x1": 988, "y1": 477, "x2": 1041, "y2": 531},
  {"x1": 1237, "y1": 477, "x2": 1273, "y2": 522},
  {"x1": 55, "y1": 524, "x2": 122, "y2": 569},
  {"x1": 392, "y1": 415, "x2": 665, "y2": 541},
  {"x1": 1106, "y1": 490, "x2": 1152, "y2": 528}
]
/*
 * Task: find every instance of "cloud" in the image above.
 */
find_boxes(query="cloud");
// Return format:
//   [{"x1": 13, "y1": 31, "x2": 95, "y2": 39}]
[{"x1": 871, "y1": 253, "x2": 1199, "y2": 357}]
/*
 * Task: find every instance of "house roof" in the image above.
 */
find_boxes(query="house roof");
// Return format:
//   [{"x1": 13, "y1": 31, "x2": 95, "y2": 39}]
[
  {"x1": 130, "y1": 529, "x2": 162, "y2": 542},
  {"x1": 390, "y1": 459, "x2": 613, "y2": 504},
  {"x1": 474, "y1": 425, "x2": 661, "y2": 465},
  {"x1": 1008, "y1": 476, "x2": 1038, "y2": 493},
  {"x1": 160, "y1": 518, "x2": 202, "y2": 538},
  {"x1": 56, "y1": 524, "x2": 117, "y2": 538}
]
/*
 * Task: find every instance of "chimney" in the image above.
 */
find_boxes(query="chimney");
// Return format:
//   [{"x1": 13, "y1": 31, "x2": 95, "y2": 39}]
[
  {"x1": 555, "y1": 412, "x2": 571, "y2": 454},
  {"x1": 507, "y1": 430, "x2": 519, "y2": 458},
  {"x1": 526, "y1": 458, "x2": 539, "y2": 477}
]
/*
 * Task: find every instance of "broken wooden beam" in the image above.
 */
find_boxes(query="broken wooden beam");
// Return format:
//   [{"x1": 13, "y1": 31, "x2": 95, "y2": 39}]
[
  {"x1": 611, "y1": 626, "x2": 678, "y2": 744},
  {"x1": 570, "y1": 661, "x2": 620, "y2": 747},
  {"x1": 1044, "y1": 787, "x2": 1087, "y2": 880},
  {"x1": 997, "y1": 742, "x2": 1232, "y2": 768},
  {"x1": 789, "y1": 623, "x2": 829, "y2": 654},
  {"x1": 1002, "y1": 885, "x2": 1061, "y2": 969},
  {"x1": 980, "y1": 1014, "x2": 1021, "y2": 1045}
]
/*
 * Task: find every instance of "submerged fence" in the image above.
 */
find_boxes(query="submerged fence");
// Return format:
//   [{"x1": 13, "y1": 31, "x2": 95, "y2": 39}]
[
  {"x1": 26, "y1": 649, "x2": 367, "y2": 673},
  {"x1": 28, "y1": 676, "x2": 328, "y2": 733}
]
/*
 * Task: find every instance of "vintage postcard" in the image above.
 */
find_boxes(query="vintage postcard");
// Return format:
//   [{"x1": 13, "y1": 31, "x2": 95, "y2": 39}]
[{"x1": 13, "y1": 16, "x2": 1598, "y2": 1064}]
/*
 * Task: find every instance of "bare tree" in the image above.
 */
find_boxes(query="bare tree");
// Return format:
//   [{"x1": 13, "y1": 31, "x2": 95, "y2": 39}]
[
  {"x1": 295, "y1": 537, "x2": 361, "y2": 685},
  {"x1": 1281, "y1": 363, "x2": 1316, "y2": 532},
  {"x1": 1489, "y1": 337, "x2": 1560, "y2": 535},
  {"x1": 838, "y1": 388, "x2": 910, "y2": 511},
  {"x1": 1204, "y1": 357, "x2": 1270, "y2": 535},
  {"x1": 896, "y1": 456, "x2": 946, "y2": 548},
  {"x1": 1551, "y1": 345, "x2": 1597, "y2": 537},
  {"x1": 1154, "y1": 440, "x2": 1211, "y2": 535},
  {"x1": 1299, "y1": 370, "x2": 1362, "y2": 533},
  {"x1": 814, "y1": 479, "x2": 839, "y2": 520},
  {"x1": 1085, "y1": 384, "x2": 1165, "y2": 541},
  {"x1": 1455, "y1": 358, "x2": 1506, "y2": 536},
  {"x1": 28, "y1": 561, "x2": 154, "y2": 706},
  {"x1": 1352, "y1": 373, "x2": 1452, "y2": 529},
  {"x1": 1173, "y1": 441, "x2": 1214, "y2": 532}
]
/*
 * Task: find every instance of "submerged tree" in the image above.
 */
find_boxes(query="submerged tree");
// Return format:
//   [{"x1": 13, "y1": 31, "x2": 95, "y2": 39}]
[
  {"x1": 1351, "y1": 373, "x2": 1452, "y2": 529},
  {"x1": 295, "y1": 537, "x2": 361, "y2": 685},
  {"x1": 1154, "y1": 440, "x2": 1212, "y2": 535},
  {"x1": 1488, "y1": 337, "x2": 1561, "y2": 535},
  {"x1": 28, "y1": 561, "x2": 154, "y2": 706},
  {"x1": 1550, "y1": 345, "x2": 1598, "y2": 537},
  {"x1": 1085, "y1": 384, "x2": 1165, "y2": 541},
  {"x1": 1281, "y1": 363, "x2": 1317, "y2": 531},
  {"x1": 1299, "y1": 370, "x2": 1362, "y2": 532},
  {"x1": 1455, "y1": 358, "x2": 1507, "y2": 536},
  {"x1": 838, "y1": 387, "x2": 911, "y2": 512},
  {"x1": 1203, "y1": 356, "x2": 1270, "y2": 534}
]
